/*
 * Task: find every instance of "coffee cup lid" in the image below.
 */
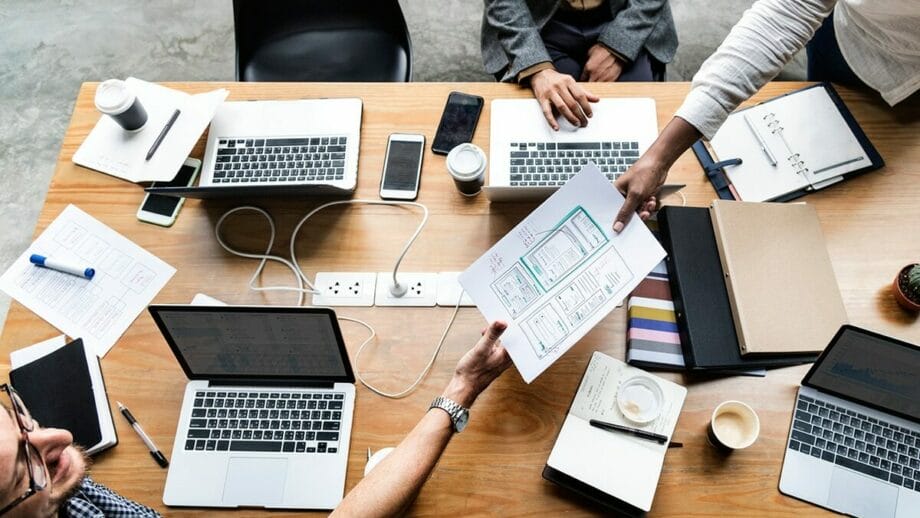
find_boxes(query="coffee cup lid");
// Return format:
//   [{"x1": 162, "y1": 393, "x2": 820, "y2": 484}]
[
  {"x1": 446, "y1": 143, "x2": 486, "y2": 179},
  {"x1": 617, "y1": 375, "x2": 663, "y2": 424},
  {"x1": 95, "y1": 79, "x2": 135, "y2": 114}
]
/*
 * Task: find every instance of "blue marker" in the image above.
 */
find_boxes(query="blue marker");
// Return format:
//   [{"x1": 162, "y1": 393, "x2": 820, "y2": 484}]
[{"x1": 29, "y1": 254, "x2": 95, "y2": 280}]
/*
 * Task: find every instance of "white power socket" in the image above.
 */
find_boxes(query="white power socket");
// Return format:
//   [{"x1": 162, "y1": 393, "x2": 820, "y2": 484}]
[
  {"x1": 311, "y1": 272, "x2": 378, "y2": 307},
  {"x1": 374, "y1": 272, "x2": 438, "y2": 307},
  {"x1": 436, "y1": 272, "x2": 476, "y2": 307}
]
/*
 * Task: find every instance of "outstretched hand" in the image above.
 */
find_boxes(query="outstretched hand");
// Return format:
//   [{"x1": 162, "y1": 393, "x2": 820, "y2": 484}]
[
  {"x1": 612, "y1": 154, "x2": 668, "y2": 232},
  {"x1": 442, "y1": 321, "x2": 511, "y2": 407}
]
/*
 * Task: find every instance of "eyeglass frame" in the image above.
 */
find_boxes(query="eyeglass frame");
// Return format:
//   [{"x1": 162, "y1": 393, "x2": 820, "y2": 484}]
[{"x1": 0, "y1": 383, "x2": 47, "y2": 516}]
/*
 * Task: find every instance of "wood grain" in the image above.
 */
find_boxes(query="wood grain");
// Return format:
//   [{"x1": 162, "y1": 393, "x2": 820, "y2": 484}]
[{"x1": 1, "y1": 82, "x2": 918, "y2": 516}]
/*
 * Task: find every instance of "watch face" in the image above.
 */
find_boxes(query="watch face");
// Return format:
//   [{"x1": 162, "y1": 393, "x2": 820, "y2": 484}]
[{"x1": 455, "y1": 410, "x2": 469, "y2": 432}]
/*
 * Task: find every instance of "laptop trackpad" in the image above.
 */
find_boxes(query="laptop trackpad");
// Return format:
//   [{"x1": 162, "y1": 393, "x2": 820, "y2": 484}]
[
  {"x1": 222, "y1": 457, "x2": 287, "y2": 506},
  {"x1": 828, "y1": 467, "x2": 898, "y2": 518}
]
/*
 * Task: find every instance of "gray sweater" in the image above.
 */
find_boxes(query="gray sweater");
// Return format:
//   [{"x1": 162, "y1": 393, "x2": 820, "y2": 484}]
[{"x1": 481, "y1": 0, "x2": 678, "y2": 82}]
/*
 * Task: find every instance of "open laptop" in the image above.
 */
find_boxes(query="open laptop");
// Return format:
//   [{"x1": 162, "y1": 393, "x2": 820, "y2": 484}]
[
  {"x1": 147, "y1": 98, "x2": 362, "y2": 199},
  {"x1": 148, "y1": 304, "x2": 356, "y2": 510},
  {"x1": 779, "y1": 325, "x2": 920, "y2": 517},
  {"x1": 486, "y1": 98, "x2": 682, "y2": 202}
]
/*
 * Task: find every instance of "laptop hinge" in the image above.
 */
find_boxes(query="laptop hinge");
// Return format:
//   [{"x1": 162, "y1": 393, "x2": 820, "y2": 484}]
[{"x1": 207, "y1": 379, "x2": 336, "y2": 389}]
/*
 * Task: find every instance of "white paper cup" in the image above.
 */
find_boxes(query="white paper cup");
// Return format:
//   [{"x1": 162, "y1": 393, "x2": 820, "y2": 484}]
[
  {"x1": 95, "y1": 79, "x2": 147, "y2": 131},
  {"x1": 446, "y1": 143, "x2": 486, "y2": 196},
  {"x1": 708, "y1": 400, "x2": 760, "y2": 451}
]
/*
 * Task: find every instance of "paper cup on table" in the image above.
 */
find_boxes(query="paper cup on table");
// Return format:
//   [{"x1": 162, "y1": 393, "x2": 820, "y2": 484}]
[
  {"x1": 95, "y1": 79, "x2": 148, "y2": 131},
  {"x1": 446, "y1": 143, "x2": 486, "y2": 196},
  {"x1": 707, "y1": 400, "x2": 760, "y2": 452}
]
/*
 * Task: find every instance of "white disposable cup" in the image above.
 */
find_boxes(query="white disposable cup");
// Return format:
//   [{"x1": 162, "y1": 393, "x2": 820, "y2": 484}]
[
  {"x1": 95, "y1": 79, "x2": 147, "y2": 131},
  {"x1": 708, "y1": 400, "x2": 760, "y2": 451},
  {"x1": 446, "y1": 143, "x2": 487, "y2": 196}
]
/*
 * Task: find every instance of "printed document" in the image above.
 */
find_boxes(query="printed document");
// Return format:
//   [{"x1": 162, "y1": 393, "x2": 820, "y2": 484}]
[
  {"x1": 459, "y1": 165, "x2": 665, "y2": 382},
  {"x1": 0, "y1": 205, "x2": 176, "y2": 356}
]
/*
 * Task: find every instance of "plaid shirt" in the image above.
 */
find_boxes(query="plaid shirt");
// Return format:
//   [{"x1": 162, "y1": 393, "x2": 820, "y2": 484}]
[{"x1": 59, "y1": 478, "x2": 160, "y2": 518}]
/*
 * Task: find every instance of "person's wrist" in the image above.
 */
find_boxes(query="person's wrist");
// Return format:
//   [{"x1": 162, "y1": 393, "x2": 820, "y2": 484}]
[{"x1": 441, "y1": 375, "x2": 479, "y2": 408}]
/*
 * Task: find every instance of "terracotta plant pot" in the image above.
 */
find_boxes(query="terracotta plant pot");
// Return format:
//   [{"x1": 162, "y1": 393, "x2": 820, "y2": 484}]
[{"x1": 893, "y1": 264, "x2": 920, "y2": 312}]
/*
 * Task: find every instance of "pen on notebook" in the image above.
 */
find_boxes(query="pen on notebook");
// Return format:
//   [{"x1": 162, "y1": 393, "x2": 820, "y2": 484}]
[
  {"x1": 589, "y1": 419, "x2": 669, "y2": 445},
  {"x1": 117, "y1": 401, "x2": 169, "y2": 468},
  {"x1": 145, "y1": 108, "x2": 181, "y2": 161},
  {"x1": 742, "y1": 113, "x2": 777, "y2": 166},
  {"x1": 29, "y1": 254, "x2": 95, "y2": 279}
]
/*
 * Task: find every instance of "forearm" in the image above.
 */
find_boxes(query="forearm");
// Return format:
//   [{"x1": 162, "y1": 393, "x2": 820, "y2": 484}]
[
  {"x1": 644, "y1": 117, "x2": 702, "y2": 171},
  {"x1": 485, "y1": 0, "x2": 553, "y2": 79},
  {"x1": 598, "y1": 0, "x2": 669, "y2": 61},
  {"x1": 331, "y1": 409, "x2": 454, "y2": 518},
  {"x1": 676, "y1": 0, "x2": 834, "y2": 139}
]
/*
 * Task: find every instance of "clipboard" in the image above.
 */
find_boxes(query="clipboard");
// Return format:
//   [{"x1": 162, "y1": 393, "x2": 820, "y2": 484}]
[{"x1": 692, "y1": 83, "x2": 884, "y2": 202}]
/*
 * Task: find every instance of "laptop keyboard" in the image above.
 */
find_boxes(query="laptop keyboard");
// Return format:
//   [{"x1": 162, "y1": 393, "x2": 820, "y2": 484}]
[
  {"x1": 211, "y1": 136, "x2": 349, "y2": 184},
  {"x1": 185, "y1": 390, "x2": 345, "y2": 454},
  {"x1": 507, "y1": 141, "x2": 639, "y2": 186},
  {"x1": 789, "y1": 394, "x2": 920, "y2": 492}
]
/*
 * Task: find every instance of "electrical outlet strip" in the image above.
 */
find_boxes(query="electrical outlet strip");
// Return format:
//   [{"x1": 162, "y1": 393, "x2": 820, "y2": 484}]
[
  {"x1": 436, "y1": 272, "x2": 476, "y2": 307},
  {"x1": 374, "y1": 272, "x2": 438, "y2": 307},
  {"x1": 312, "y1": 272, "x2": 378, "y2": 307}
]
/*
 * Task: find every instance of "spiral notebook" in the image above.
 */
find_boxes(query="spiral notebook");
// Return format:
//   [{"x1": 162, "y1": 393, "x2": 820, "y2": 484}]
[{"x1": 695, "y1": 83, "x2": 883, "y2": 202}]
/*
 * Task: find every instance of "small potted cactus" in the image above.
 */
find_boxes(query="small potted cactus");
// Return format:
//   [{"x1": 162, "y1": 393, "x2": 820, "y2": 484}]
[{"x1": 893, "y1": 264, "x2": 920, "y2": 312}]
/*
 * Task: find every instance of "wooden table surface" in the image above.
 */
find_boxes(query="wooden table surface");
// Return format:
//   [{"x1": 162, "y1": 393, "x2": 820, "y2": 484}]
[{"x1": 2, "y1": 81, "x2": 918, "y2": 516}]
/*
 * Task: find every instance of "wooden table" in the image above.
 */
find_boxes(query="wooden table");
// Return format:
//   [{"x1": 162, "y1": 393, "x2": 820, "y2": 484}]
[{"x1": 2, "y1": 82, "x2": 918, "y2": 516}]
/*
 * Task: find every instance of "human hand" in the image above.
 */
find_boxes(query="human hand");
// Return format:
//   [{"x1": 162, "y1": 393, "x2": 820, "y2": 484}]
[
  {"x1": 530, "y1": 68, "x2": 600, "y2": 130},
  {"x1": 581, "y1": 44, "x2": 623, "y2": 82},
  {"x1": 441, "y1": 321, "x2": 511, "y2": 408},
  {"x1": 612, "y1": 153, "x2": 668, "y2": 232}
]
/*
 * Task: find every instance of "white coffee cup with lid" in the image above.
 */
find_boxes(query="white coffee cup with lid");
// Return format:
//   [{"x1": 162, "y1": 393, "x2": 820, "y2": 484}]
[
  {"x1": 95, "y1": 79, "x2": 148, "y2": 131},
  {"x1": 446, "y1": 143, "x2": 487, "y2": 196}
]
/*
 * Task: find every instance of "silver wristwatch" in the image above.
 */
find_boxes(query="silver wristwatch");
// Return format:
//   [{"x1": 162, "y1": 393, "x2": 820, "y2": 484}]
[{"x1": 429, "y1": 396, "x2": 469, "y2": 433}]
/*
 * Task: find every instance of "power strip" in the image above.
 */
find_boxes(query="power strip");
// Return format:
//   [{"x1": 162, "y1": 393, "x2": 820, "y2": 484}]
[{"x1": 311, "y1": 272, "x2": 473, "y2": 308}]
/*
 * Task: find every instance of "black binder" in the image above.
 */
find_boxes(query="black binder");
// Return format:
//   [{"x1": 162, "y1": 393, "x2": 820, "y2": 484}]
[
  {"x1": 692, "y1": 83, "x2": 884, "y2": 202},
  {"x1": 657, "y1": 207, "x2": 817, "y2": 370},
  {"x1": 9, "y1": 338, "x2": 115, "y2": 453}
]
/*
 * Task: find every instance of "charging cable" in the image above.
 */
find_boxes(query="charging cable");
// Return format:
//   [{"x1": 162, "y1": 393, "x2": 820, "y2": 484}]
[{"x1": 214, "y1": 200, "x2": 457, "y2": 399}]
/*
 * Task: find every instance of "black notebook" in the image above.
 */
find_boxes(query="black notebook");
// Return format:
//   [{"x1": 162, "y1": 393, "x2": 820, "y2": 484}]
[
  {"x1": 9, "y1": 337, "x2": 117, "y2": 454},
  {"x1": 657, "y1": 207, "x2": 817, "y2": 370}
]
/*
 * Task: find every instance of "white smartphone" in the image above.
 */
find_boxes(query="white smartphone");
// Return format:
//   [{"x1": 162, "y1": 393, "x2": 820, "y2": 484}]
[
  {"x1": 379, "y1": 133, "x2": 425, "y2": 200},
  {"x1": 136, "y1": 158, "x2": 201, "y2": 226}
]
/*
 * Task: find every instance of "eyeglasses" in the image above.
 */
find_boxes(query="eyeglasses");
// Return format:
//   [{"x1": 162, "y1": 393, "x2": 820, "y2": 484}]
[{"x1": 0, "y1": 384, "x2": 47, "y2": 516}]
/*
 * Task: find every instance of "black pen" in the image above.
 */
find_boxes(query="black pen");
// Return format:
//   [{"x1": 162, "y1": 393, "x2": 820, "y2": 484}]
[
  {"x1": 589, "y1": 419, "x2": 669, "y2": 444},
  {"x1": 117, "y1": 401, "x2": 169, "y2": 467},
  {"x1": 145, "y1": 108, "x2": 181, "y2": 161}
]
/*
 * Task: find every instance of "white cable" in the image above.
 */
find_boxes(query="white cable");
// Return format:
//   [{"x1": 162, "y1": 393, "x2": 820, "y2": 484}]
[{"x1": 214, "y1": 201, "x2": 455, "y2": 400}]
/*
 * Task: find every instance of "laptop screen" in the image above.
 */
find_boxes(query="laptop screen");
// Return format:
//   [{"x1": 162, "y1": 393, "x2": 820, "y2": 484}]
[
  {"x1": 804, "y1": 326, "x2": 920, "y2": 423},
  {"x1": 149, "y1": 306, "x2": 354, "y2": 383}
]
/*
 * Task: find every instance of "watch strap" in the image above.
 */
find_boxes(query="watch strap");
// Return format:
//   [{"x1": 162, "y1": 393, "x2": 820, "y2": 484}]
[{"x1": 429, "y1": 396, "x2": 467, "y2": 431}]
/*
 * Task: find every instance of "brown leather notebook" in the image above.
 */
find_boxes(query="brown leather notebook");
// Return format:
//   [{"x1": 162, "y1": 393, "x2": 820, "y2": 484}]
[{"x1": 709, "y1": 200, "x2": 847, "y2": 355}]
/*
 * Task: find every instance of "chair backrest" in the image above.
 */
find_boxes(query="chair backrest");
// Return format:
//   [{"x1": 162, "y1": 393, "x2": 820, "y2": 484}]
[{"x1": 233, "y1": 0, "x2": 412, "y2": 81}]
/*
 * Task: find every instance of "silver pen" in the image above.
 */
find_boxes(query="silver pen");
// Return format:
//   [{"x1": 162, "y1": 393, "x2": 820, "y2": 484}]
[{"x1": 743, "y1": 113, "x2": 777, "y2": 166}]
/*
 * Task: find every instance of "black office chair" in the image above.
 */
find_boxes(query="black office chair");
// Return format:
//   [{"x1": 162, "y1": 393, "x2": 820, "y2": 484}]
[{"x1": 232, "y1": 0, "x2": 412, "y2": 82}]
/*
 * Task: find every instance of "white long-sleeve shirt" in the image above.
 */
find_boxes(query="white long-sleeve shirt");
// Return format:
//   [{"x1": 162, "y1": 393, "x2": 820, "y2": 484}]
[{"x1": 676, "y1": 0, "x2": 920, "y2": 140}]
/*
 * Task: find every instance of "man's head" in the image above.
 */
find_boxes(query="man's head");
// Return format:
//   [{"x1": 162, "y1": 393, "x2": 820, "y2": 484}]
[{"x1": 0, "y1": 386, "x2": 87, "y2": 518}]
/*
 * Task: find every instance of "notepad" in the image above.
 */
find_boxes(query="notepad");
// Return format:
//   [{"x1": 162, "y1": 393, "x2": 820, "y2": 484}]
[
  {"x1": 702, "y1": 83, "x2": 883, "y2": 202},
  {"x1": 544, "y1": 352, "x2": 686, "y2": 513},
  {"x1": 73, "y1": 78, "x2": 227, "y2": 183},
  {"x1": 10, "y1": 336, "x2": 117, "y2": 455},
  {"x1": 709, "y1": 200, "x2": 848, "y2": 355}
]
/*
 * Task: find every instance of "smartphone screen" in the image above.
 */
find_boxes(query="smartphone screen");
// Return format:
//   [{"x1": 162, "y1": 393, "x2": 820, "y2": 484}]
[
  {"x1": 142, "y1": 163, "x2": 198, "y2": 216},
  {"x1": 432, "y1": 92, "x2": 484, "y2": 155},
  {"x1": 382, "y1": 140, "x2": 424, "y2": 192}
]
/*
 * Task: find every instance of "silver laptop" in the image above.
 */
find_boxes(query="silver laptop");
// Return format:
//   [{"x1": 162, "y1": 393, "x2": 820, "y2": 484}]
[
  {"x1": 149, "y1": 305, "x2": 356, "y2": 510},
  {"x1": 779, "y1": 325, "x2": 920, "y2": 518},
  {"x1": 147, "y1": 98, "x2": 362, "y2": 199},
  {"x1": 486, "y1": 98, "x2": 660, "y2": 202}
]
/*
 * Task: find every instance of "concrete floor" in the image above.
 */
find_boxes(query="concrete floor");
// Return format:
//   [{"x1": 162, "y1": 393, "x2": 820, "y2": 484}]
[{"x1": 0, "y1": 0, "x2": 806, "y2": 337}]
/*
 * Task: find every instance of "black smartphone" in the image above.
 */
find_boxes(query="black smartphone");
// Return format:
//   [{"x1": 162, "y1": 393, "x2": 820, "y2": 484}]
[{"x1": 431, "y1": 91, "x2": 484, "y2": 155}]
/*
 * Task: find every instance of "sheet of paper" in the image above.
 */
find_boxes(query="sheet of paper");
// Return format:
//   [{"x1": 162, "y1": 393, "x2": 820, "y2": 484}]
[
  {"x1": 460, "y1": 165, "x2": 665, "y2": 382},
  {"x1": 10, "y1": 335, "x2": 68, "y2": 369},
  {"x1": 0, "y1": 205, "x2": 176, "y2": 356},
  {"x1": 73, "y1": 77, "x2": 228, "y2": 183}
]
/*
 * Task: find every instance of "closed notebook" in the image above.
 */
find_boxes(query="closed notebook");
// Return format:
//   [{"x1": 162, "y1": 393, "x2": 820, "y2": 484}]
[
  {"x1": 9, "y1": 338, "x2": 116, "y2": 455},
  {"x1": 709, "y1": 200, "x2": 847, "y2": 355},
  {"x1": 657, "y1": 206, "x2": 817, "y2": 370}
]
